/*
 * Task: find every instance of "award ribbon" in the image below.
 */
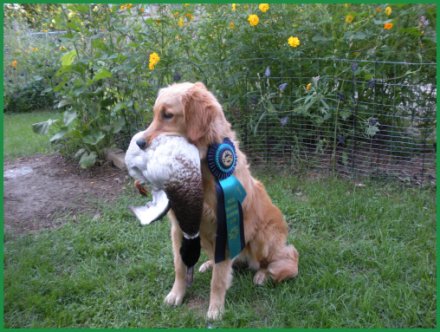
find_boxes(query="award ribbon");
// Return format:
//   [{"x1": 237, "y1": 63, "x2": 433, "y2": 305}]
[{"x1": 207, "y1": 138, "x2": 247, "y2": 263}]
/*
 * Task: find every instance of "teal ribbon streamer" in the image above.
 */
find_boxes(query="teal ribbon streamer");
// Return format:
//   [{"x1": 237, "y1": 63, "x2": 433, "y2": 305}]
[{"x1": 219, "y1": 175, "x2": 247, "y2": 259}]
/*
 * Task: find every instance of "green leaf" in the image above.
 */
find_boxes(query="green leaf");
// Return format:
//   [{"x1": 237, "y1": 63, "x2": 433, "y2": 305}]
[
  {"x1": 41, "y1": 87, "x2": 53, "y2": 95},
  {"x1": 112, "y1": 102, "x2": 126, "y2": 115},
  {"x1": 253, "y1": 111, "x2": 267, "y2": 135},
  {"x1": 320, "y1": 99, "x2": 330, "y2": 113},
  {"x1": 79, "y1": 151, "x2": 97, "y2": 169},
  {"x1": 344, "y1": 31, "x2": 367, "y2": 41},
  {"x1": 93, "y1": 69, "x2": 112, "y2": 82},
  {"x1": 74, "y1": 148, "x2": 86, "y2": 159},
  {"x1": 267, "y1": 101, "x2": 276, "y2": 113},
  {"x1": 57, "y1": 99, "x2": 71, "y2": 109},
  {"x1": 373, "y1": 19, "x2": 386, "y2": 25},
  {"x1": 61, "y1": 50, "x2": 77, "y2": 67},
  {"x1": 366, "y1": 125, "x2": 380, "y2": 137},
  {"x1": 112, "y1": 118, "x2": 125, "y2": 134},
  {"x1": 92, "y1": 38, "x2": 108, "y2": 52},
  {"x1": 50, "y1": 130, "x2": 68, "y2": 143},
  {"x1": 340, "y1": 109, "x2": 351, "y2": 121},
  {"x1": 71, "y1": 4, "x2": 90, "y2": 13},
  {"x1": 32, "y1": 119, "x2": 58, "y2": 135},
  {"x1": 55, "y1": 65, "x2": 74, "y2": 78},
  {"x1": 312, "y1": 34, "x2": 332, "y2": 42},
  {"x1": 63, "y1": 111, "x2": 77, "y2": 126},
  {"x1": 83, "y1": 132, "x2": 105, "y2": 146}
]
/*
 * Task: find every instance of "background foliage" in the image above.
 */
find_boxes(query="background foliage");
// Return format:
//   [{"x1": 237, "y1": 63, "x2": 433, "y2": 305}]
[{"x1": 3, "y1": 3, "x2": 436, "y2": 168}]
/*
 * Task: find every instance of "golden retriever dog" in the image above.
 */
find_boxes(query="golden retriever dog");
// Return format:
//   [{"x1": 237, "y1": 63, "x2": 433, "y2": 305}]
[{"x1": 140, "y1": 82, "x2": 299, "y2": 320}]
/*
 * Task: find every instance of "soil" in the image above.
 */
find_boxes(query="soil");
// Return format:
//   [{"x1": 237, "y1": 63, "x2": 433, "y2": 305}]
[
  {"x1": 3, "y1": 154, "x2": 128, "y2": 235},
  {"x1": 4, "y1": 151, "x2": 435, "y2": 236}
]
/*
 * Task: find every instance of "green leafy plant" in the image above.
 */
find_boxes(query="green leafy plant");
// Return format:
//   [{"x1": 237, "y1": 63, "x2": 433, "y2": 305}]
[{"x1": 8, "y1": 3, "x2": 433, "y2": 168}]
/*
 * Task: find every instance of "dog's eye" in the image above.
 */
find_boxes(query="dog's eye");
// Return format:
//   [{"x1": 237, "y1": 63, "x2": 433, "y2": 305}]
[{"x1": 162, "y1": 112, "x2": 174, "y2": 120}]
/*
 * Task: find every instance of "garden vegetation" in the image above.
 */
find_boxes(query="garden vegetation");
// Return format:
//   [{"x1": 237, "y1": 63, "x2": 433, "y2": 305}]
[{"x1": 4, "y1": 3, "x2": 436, "y2": 168}]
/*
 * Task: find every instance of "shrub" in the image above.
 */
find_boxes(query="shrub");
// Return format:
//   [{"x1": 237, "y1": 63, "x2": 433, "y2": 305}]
[
  {"x1": 4, "y1": 5, "x2": 62, "y2": 113},
  {"x1": 21, "y1": 3, "x2": 435, "y2": 167}
]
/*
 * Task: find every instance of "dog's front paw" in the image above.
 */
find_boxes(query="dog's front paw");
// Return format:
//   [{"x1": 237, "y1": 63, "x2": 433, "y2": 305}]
[
  {"x1": 253, "y1": 269, "x2": 268, "y2": 286},
  {"x1": 199, "y1": 260, "x2": 213, "y2": 273},
  {"x1": 164, "y1": 290, "x2": 185, "y2": 306},
  {"x1": 206, "y1": 304, "x2": 224, "y2": 321}
]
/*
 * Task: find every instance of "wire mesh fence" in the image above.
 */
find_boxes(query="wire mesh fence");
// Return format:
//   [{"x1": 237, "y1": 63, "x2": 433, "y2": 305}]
[
  {"x1": 144, "y1": 57, "x2": 436, "y2": 186},
  {"x1": 12, "y1": 30, "x2": 433, "y2": 185},
  {"x1": 4, "y1": 30, "x2": 67, "y2": 82}
]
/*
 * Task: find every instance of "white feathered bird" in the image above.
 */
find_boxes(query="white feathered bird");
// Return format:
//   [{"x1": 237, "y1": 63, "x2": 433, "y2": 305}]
[{"x1": 125, "y1": 131, "x2": 202, "y2": 236}]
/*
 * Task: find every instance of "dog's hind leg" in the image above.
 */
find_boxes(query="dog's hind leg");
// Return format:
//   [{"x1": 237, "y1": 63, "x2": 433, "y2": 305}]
[
  {"x1": 206, "y1": 258, "x2": 233, "y2": 321},
  {"x1": 164, "y1": 213, "x2": 187, "y2": 306},
  {"x1": 267, "y1": 245, "x2": 299, "y2": 282}
]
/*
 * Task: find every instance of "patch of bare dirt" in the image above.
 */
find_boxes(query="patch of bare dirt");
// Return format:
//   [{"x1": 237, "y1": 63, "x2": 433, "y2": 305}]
[{"x1": 3, "y1": 154, "x2": 128, "y2": 235}]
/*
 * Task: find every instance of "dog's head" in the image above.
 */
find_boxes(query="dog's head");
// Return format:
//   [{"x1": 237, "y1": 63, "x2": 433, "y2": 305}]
[{"x1": 139, "y1": 82, "x2": 231, "y2": 152}]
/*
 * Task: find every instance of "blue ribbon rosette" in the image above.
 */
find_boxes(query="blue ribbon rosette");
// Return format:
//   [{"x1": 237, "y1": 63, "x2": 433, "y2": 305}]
[{"x1": 207, "y1": 138, "x2": 247, "y2": 263}]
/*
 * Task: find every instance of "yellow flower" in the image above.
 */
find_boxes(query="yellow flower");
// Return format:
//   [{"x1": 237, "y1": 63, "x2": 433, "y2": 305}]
[
  {"x1": 345, "y1": 14, "x2": 354, "y2": 24},
  {"x1": 248, "y1": 14, "x2": 259, "y2": 27},
  {"x1": 385, "y1": 6, "x2": 392, "y2": 16},
  {"x1": 306, "y1": 83, "x2": 312, "y2": 91},
  {"x1": 185, "y1": 13, "x2": 193, "y2": 21},
  {"x1": 32, "y1": 47, "x2": 39, "y2": 52},
  {"x1": 384, "y1": 22, "x2": 393, "y2": 30},
  {"x1": 120, "y1": 4, "x2": 133, "y2": 11},
  {"x1": 139, "y1": 7, "x2": 144, "y2": 14},
  {"x1": 178, "y1": 17, "x2": 184, "y2": 27},
  {"x1": 259, "y1": 4, "x2": 270, "y2": 13},
  {"x1": 184, "y1": 3, "x2": 190, "y2": 7},
  {"x1": 59, "y1": 45, "x2": 67, "y2": 51},
  {"x1": 42, "y1": 29, "x2": 48, "y2": 33},
  {"x1": 232, "y1": 4, "x2": 236, "y2": 12},
  {"x1": 11, "y1": 60, "x2": 17, "y2": 69},
  {"x1": 149, "y1": 52, "x2": 160, "y2": 71},
  {"x1": 288, "y1": 36, "x2": 300, "y2": 48},
  {"x1": 229, "y1": 21, "x2": 235, "y2": 29},
  {"x1": 173, "y1": 11, "x2": 179, "y2": 18},
  {"x1": 375, "y1": 7, "x2": 382, "y2": 13}
]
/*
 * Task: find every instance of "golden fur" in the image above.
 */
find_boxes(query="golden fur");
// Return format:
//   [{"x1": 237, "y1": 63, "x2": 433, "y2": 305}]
[{"x1": 142, "y1": 82, "x2": 299, "y2": 320}]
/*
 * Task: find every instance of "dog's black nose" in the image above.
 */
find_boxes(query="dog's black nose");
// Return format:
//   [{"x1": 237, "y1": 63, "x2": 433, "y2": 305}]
[{"x1": 136, "y1": 138, "x2": 147, "y2": 150}]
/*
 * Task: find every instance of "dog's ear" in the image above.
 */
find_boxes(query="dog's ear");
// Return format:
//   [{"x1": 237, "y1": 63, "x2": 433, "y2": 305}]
[{"x1": 183, "y1": 82, "x2": 223, "y2": 145}]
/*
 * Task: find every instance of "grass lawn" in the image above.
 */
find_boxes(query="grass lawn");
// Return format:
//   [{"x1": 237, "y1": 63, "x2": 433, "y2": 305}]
[
  {"x1": 3, "y1": 111, "x2": 59, "y2": 160},
  {"x1": 4, "y1": 174, "x2": 436, "y2": 328}
]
